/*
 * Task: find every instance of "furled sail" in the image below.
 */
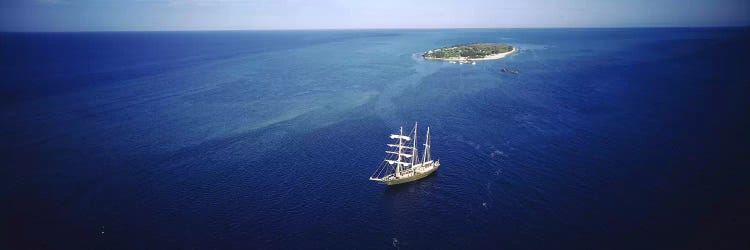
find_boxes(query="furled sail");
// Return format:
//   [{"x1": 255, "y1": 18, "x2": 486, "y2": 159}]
[
  {"x1": 390, "y1": 134, "x2": 411, "y2": 141},
  {"x1": 385, "y1": 151, "x2": 412, "y2": 158},
  {"x1": 386, "y1": 160, "x2": 411, "y2": 166}
]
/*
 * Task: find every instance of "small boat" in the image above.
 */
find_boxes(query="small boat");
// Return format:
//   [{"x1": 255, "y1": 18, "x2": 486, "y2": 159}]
[{"x1": 369, "y1": 123, "x2": 440, "y2": 185}]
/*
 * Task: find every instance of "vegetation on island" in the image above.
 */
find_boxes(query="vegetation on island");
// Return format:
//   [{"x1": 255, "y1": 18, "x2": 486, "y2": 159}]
[{"x1": 423, "y1": 43, "x2": 514, "y2": 59}]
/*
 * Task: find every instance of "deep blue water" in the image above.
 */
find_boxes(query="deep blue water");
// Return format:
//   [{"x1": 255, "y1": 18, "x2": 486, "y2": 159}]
[{"x1": 2, "y1": 28, "x2": 749, "y2": 249}]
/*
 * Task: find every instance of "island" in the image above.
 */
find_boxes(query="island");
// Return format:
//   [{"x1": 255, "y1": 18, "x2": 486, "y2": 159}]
[{"x1": 422, "y1": 43, "x2": 517, "y2": 63}]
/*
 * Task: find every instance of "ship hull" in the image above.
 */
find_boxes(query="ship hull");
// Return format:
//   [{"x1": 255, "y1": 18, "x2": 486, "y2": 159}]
[{"x1": 384, "y1": 163, "x2": 440, "y2": 186}]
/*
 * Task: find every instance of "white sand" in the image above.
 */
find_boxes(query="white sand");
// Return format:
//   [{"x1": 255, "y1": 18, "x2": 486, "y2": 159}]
[
  {"x1": 470, "y1": 47, "x2": 519, "y2": 60},
  {"x1": 425, "y1": 47, "x2": 519, "y2": 61}
]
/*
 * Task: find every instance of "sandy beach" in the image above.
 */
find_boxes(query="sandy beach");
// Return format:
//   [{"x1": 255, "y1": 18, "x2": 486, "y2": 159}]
[{"x1": 471, "y1": 46, "x2": 519, "y2": 60}]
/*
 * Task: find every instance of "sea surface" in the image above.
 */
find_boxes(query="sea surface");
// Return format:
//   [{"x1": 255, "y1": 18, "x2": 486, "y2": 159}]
[{"x1": 2, "y1": 28, "x2": 749, "y2": 249}]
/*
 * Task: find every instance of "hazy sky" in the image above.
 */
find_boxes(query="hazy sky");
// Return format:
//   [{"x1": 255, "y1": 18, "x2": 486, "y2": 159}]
[{"x1": 1, "y1": 0, "x2": 749, "y2": 31}]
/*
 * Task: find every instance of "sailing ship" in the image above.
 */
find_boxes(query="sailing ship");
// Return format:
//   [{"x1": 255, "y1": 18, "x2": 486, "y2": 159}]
[{"x1": 369, "y1": 122, "x2": 440, "y2": 185}]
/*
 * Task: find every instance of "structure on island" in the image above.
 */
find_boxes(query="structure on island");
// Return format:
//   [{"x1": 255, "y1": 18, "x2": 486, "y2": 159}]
[
  {"x1": 369, "y1": 122, "x2": 440, "y2": 186},
  {"x1": 423, "y1": 43, "x2": 516, "y2": 64}
]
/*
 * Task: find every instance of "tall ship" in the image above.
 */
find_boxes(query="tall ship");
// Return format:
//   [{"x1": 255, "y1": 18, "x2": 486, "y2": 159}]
[{"x1": 369, "y1": 123, "x2": 440, "y2": 185}]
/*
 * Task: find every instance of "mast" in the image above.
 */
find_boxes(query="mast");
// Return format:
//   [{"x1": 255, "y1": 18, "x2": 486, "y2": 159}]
[
  {"x1": 412, "y1": 122, "x2": 418, "y2": 168},
  {"x1": 396, "y1": 126, "x2": 403, "y2": 177},
  {"x1": 423, "y1": 126, "x2": 430, "y2": 163},
  {"x1": 385, "y1": 126, "x2": 414, "y2": 178},
  {"x1": 386, "y1": 127, "x2": 410, "y2": 178}
]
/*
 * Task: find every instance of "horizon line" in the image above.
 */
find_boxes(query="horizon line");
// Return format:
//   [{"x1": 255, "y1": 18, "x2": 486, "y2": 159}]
[{"x1": 2, "y1": 24, "x2": 748, "y2": 33}]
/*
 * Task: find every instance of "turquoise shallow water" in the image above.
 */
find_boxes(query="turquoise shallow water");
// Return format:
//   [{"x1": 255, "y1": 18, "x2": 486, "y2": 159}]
[{"x1": 1, "y1": 28, "x2": 749, "y2": 249}]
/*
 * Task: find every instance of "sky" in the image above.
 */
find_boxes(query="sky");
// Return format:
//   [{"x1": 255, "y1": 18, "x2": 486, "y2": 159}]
[{"x1": 0, "y1": 0, "x2": 749, "y2": 31}]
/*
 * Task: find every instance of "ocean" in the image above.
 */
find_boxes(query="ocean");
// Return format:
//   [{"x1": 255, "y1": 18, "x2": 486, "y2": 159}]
[{"x1": 2, "y1": 28, "x2": 749, "y2": 249}]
